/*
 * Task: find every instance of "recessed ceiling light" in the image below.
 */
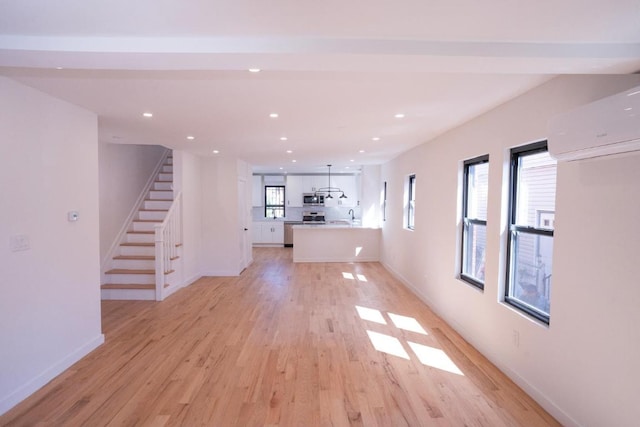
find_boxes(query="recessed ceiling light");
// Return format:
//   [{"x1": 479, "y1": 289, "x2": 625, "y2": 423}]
[
  {"x1": 248, "y1": 68, "x2": 261, "y2": 73},
  {"x1": 279, "y1": 167, "x2": 284, "y2": 170},
  {"x1": 143, "y1": 112, "x2": 153, "y2": 118},
  {"x1": 394, "y1": 113, "x2": 405, "y2": 119},
  {"x1": 359, "y1": 150, "x2": 365, "y2": 153},
  {"x1": 292, "y1": 159, "x2": 297, "y2": 163},
  {"x1": 350, "y1": 159, "x2": 355, "y2": 162},
  {"x1": 345, "y1": 166, "x2": 350, "y2": 169},
  {"x1": 187, "y1": 135, "x2": 195, "y2": 140},
  {"x1": 280, "y1": 137, "x2": 288, "y2": 141},
  {"x1": 212, "y1": 150, "x2": 219, "y2": 154},
  {"x1": 55, "y1": 67, "x2": 64, "y2": 70},
  {"x1": 372, "y1": 137, "x2": 380, "y2": 141},
  {"x1": 286, "y1": 150, "x2": 293, "y2": 154},
  {"x1": 269, "y1": 113, "x2": 279, "y2": 118},
  {"x1": 624, "y1": 107, "x2": 633, "y2": 111}
]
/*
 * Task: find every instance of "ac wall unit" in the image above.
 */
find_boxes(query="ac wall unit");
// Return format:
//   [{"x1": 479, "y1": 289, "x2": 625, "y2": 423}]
[{"x1": 548, "y1": 85, "x2": 640, "y2": 161}]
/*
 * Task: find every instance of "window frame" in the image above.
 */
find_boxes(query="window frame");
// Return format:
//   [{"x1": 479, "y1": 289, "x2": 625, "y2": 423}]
[
  {"x1": 264, "y1": 185, "x2": 286, "y2": 218},
  {"x1": 407, "y1": 174, "x2": 416, "y2": 230},
  {"x1": 505, "y1": 140, "x2": 554, "y2": 325},
  {"x1": 460, "y1": 154, "x2": 489, "y2": 290}
]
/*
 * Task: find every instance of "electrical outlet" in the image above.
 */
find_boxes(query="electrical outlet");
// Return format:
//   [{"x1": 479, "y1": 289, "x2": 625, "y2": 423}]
[
  {"x1": 512, "y1": 330, "x2": 520, "y2": 348},
  {"x1": 10, "y1": 235, "x2": 30, "y2": 252}
]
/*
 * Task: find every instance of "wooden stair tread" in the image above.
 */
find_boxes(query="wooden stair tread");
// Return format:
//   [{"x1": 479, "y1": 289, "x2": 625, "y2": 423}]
[
  {"x1": 127, "y1": 231, "x2": 154, "y2": 234},
  {"x1": 164, "y1": 269, "x2": 175, "y2": 275},
  {"x1": 133, "y1": 220, "x2": 162, "y2": 223},
  {"x1": 105, "y1": 269, "x2": 154, "y2": 274},
  {"x1": 113, "y1": 255, "x2": 155, "y2": 260},
  {"x1": 120, "y1": 242, "x2": 153, "y2": 247},
  {"x1": 139, "y1": 208, "x2": 169, "y2": 212},
  {"x1": 145, "y1": 199, "x2": 173, "y2": 202},
  {"x1": 101, "y1": 284, "x2": 154, "y2": 290}
]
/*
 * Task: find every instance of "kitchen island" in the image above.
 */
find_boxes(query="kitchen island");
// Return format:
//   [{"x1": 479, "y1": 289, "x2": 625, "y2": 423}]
[{"x1": 292, "y1": 224, "x2": 381, "y2": 263}]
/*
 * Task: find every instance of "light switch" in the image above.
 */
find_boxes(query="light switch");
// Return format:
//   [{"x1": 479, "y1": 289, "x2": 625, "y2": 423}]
[{"x1": 10, "y1": 235, "x2": 30, "y2": 252}]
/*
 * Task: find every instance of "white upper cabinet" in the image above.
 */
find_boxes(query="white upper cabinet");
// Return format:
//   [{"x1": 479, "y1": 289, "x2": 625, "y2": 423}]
[
  {"x1": 286, "y1": 175, "x2": 304, "y2": 207},
  {"x1": 252, "y1": 175, "x2": 263, "y2": 207}
]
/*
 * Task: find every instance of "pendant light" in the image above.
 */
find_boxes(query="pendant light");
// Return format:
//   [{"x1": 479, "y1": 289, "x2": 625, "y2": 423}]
[{"x1": 315, "y1": 164, "x2": 348, "y2": 199}]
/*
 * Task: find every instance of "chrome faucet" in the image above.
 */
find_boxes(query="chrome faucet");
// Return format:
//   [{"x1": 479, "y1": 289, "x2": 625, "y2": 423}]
[{"x1": 348, "y1": 209, "x2": 355, "y2": 221}]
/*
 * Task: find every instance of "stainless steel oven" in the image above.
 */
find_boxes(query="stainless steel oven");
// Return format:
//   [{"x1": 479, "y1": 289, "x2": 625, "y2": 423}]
[
  {"x1": 303, "y1": 193, "x2": 324, "y2": 206},
  {"x1": 302, "y1": 211, "x2": 326, "y2": 224}
]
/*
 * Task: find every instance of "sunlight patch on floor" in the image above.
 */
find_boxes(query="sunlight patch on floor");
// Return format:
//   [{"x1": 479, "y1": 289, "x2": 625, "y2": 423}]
[
  {"x1": 366, "y1": 330, "x2": 410, "y2": 360},
  {"x1": 355, "y1": 305, "x2": 387, "y2": 324},
  {"x1": 342, "y1": 272, "x2": 354, "y2": 280},
  {"x1": 388, "y1": 312, "x2": 427, "y2": 335},
  {"x1": 407, "y1": 341, "x2": 464, "y2": 376}
]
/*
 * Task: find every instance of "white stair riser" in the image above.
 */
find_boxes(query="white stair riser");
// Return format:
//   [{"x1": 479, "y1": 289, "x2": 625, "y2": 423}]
[
  {"x1": 153, "y1": 181, "x2": 172, "y2": 191},
  {"x1": 149, "y1": 190, "x2": 173, "y2": 200},
  {"x1": 113, "y1": 259, "x2": 155, "y2": 269},
  {"x1": 158, "y1": 173, "x2": 172, "y2": 181},
  {"x1": 138, "y1": 211, "x2": 167, "y2": 221},
  {"x1": 162, "y1": 165, "x2": 173, "y2": 173},
  {"x1": 132, "y1": 221, "x2": 160, "y2": 232},
  {"x1": 126, "y1": 233, "x2": 154, "y2": 244},
  {"x1": 119, "y1": 245, "x2": 155, "y2": 256},
  {"x1": 105, "y1": 273, "x2": 155, "y2": 285},
  {"x1": 144, "y1": 200, "x2": 172, "y2": 210},
  {"x1": 101, "y1": 289, "x2": 156, "y2": 300}
]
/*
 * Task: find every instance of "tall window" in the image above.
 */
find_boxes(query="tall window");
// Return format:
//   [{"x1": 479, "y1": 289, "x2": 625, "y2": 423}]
[
  {"x1": 265, "y1": 186, "x2": 285, "y2": 218},
  {"x1": 461, "y1": 155, "x2": 489, "y2": 289},
  {"x1": 506, "y1": 141, "x2": 557, "y2": 324},
  {"x1": 407, "y1": 175, "x2": 416, "y2": 229}
]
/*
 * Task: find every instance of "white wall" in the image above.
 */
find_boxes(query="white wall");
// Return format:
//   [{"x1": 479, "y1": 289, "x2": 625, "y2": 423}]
[
  {"x1": 200, "y1": 156, "x2": 243, "y2": 276},
  {"x1": 98, "y1": 142, "x2": 166, "y2": 263},
  {"x1": 174, "y1": 150, "x2": 203, "y2": 285},
  {"x1": 380, "y1": 75, "x2": 640, "y2": 427},
  {"x1": 360, "y1": 165, "x2": 382, "y2": 228},
  {"x1": 0, "y1": 77, "x2": 104, "y2": 415}
]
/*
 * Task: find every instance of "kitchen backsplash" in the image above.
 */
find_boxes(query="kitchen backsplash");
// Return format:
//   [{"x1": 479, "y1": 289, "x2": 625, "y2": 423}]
[{"x1": 253, "y1": 206, "x2": 361, "y2": 221}]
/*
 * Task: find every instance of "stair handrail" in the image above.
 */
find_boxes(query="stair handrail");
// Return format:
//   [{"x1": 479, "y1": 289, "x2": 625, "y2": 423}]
[{"x1": 154, "y1": 191, "x2": 183, "y2": 301}]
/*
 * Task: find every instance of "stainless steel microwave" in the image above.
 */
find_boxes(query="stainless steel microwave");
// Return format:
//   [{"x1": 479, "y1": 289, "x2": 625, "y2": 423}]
[{"x1": 303, "y1": 193, "x2": 324, "y2": 206}]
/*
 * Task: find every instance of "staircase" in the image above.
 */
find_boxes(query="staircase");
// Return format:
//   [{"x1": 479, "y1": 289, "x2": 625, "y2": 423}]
[{"x1": 101, "y1": 154, "x2": 181, "y2": 301}]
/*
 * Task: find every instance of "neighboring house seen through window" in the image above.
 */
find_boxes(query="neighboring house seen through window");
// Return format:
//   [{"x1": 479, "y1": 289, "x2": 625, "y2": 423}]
[
  {"x1": 461, "y1": 155, "x2": 489, "y2": 289},
  {"x1": 506, "y1": 141, "x2": 557, "y2": 324},
  {"x1": 265, "y1": 186, "x2": 285, "y2": 218}
]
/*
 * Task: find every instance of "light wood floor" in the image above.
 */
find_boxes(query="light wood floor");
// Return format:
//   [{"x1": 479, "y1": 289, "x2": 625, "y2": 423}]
[{"x1": 1, "y1": 248, "x2": 560, "y2": 426}]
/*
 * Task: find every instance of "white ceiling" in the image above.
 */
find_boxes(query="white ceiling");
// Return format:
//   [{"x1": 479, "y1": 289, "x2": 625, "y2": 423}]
[{"x1": 1, "y1": 0, "x2": 639, "y2": 173}]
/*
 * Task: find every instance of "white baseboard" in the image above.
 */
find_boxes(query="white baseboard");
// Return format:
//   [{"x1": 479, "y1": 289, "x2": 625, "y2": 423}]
[{"x1": 0, "y1": 334, "x2": 105, "y2": 416}]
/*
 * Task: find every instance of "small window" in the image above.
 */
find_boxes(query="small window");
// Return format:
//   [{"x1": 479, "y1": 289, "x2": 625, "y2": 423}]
[
  {"x1": 505, "y1": 141, "x2": 557, "y2": 324},
  {"x1": 265, "y1": 186, "x2": 285, "y2": 218},
  {"x1": 383, "y1": 181, "x2": 387, "y2": 222},
  {"x1": 407, "y1": 175, "x2": 416, "y2": 230},
  {"x1": 460, "y1": 155, "x2": 489, "y2": 289}
]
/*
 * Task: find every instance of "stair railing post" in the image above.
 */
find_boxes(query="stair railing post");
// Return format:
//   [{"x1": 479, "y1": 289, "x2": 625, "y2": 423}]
[{"x1": 154, "y1": 223, "x2": 164, "y2": 301}]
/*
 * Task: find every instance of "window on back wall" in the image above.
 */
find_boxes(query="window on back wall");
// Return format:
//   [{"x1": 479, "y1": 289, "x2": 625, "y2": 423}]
[
  {"x1": 460, "y1": 155, "x2": 489, "y2": 289},
  {"x1": 265, "y1": 185, "x2": 285, "y2": 218},
  {"x1": 407, "y1": 174, "x2": 416, "y2": 230},
  {"x1": 505, "y1": 141, "x2": 557, "y2": 325}
]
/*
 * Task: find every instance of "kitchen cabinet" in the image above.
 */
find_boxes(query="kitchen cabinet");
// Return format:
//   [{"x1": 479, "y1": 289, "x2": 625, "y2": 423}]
[
  {"x1": 286, "y1": 175, "x2": 303, "y2": 207},
  {"x1": 252, "y1": 221, "x2": 284, "y2": 245},
  {"x1": 252, "y1": 175, "x2": 263, "y2": 207}
]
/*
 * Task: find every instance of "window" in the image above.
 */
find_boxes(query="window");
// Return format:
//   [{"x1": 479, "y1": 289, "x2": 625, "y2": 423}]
[
  {"x1": 383, "y1": 181, "x2": 387, "y2": 222},
  {"x1": 461, "y1": 155, "x2": 489, "y2": 289},
  {"x1": 506, "y1": 141, "x2": 557, "y2": 324},
  {"x1": 265, "y1": 186, "x2": 285, "y2": 218},
  {"x1": 407, "y1": 175, "x2": 416, "y2": 229}
]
